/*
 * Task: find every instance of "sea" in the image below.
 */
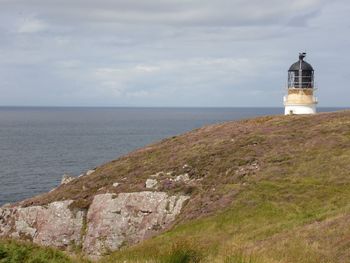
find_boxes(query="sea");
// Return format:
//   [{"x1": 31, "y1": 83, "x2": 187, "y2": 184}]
[{"x1": 0, "y1": 107, "x2": 345, "y2": 206}]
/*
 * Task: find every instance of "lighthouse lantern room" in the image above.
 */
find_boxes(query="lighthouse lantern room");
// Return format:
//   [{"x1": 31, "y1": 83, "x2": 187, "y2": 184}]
[{"x1": 284, "y1": 53, "x2": 317, "y2": 115}]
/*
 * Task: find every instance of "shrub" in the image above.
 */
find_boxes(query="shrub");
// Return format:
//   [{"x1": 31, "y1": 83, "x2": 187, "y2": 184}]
[
  {"x1": 159, "y1": 241, "x2": 202, "y2": 263},
  {"x1": 0, "y1": 240, "x2": 73, "y2": 263}
]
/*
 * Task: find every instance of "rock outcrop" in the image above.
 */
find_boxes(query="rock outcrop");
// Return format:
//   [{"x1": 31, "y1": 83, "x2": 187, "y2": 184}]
[
  {"x1": 61, "y1": 174, "x2": 75, "y2": 185},
  {"x1": 145, "y1": 178, "x2": 158, "y2": 189},
  {"x1": 0, "y1": 192, "x2": 189, "y2": 258},
  {"x1": 86, "y1": 169, "x2": 95, "y2": 176},
  {"x1": 83, "y1": 191, "x2": 189, "y2": 257},
  {"x1": 0, "y1": 201, "x2": 84, "y2": 248},
  {"x1": 174, "y1": 173, "x2": 190, "y2": 182}
]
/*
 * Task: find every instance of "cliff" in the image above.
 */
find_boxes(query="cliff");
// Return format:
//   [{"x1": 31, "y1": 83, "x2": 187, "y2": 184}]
[{"x1": 1, "y1": 110, "x2": 350, "y2": 262}]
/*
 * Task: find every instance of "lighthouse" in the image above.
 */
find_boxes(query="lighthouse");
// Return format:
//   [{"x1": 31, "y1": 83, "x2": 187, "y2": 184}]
[{"x1": 284, "y1": 53, "x2": 317, "y2": 115}]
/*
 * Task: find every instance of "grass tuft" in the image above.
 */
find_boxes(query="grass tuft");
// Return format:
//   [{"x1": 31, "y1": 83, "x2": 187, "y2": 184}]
[
  {"x1": 158, "y1": 241, "x2": 202, "y2": 263},
  {"x1": 0, "y1": 239, "x2": 73, "y2": 263}
]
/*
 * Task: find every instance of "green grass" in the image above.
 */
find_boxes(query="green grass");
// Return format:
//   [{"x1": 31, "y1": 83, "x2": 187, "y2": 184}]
[
  {"x1": 158, "y1": 242, "x2": 202, "y2": 263},
  {"x1": 0, "y1": 239, "x2": 92, "y2": 263},
  {"x1": 0, "y1": 239, "x2": 73, "y2": 263}
]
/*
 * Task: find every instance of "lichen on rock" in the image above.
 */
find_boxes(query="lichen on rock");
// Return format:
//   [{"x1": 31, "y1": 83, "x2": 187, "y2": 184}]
[
  {"x1": 0, "y1": 200, "x2": 84, "y2": 249},
  {"x1": 83, "y1": 191, "x2": 189, "y2": 257},
  {"x1": 0, "y1": 191, "x2": 189, "y2": 258}
]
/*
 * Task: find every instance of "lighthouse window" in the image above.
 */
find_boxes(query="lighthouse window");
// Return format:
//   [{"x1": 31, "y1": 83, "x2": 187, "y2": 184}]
[
  {"x1": 288, "y1": 70, "x2": 313, "y2": 88},
  {"x1": 288, "y1": 72, "x2": 295, "y2": 88}
]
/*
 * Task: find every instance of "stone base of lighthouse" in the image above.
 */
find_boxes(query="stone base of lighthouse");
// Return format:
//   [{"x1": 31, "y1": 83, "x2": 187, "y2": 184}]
[
  {"x1": 283, "y1": 89, "x2": 317, "y2": 115},
  {"x1": 284, "y1": 104, "x2": 316, "y2": 115}
]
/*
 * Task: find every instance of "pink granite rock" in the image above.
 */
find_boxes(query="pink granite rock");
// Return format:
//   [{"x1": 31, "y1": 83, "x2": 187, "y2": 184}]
[
  {"x1": 0, "y1": 191, "x2": 189, "y2": 258},
  {"x1": 83, "y1": 192, "x2": 189, "y2": 257},
  {"x1": 0, "y1": 200, "x2": 84, "y2": 249}
]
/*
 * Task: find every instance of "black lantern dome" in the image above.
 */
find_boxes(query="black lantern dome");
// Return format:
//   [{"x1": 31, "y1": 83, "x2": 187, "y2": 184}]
[{"x1": 288, "y1": 53, "x2": 314, "y2": 89}]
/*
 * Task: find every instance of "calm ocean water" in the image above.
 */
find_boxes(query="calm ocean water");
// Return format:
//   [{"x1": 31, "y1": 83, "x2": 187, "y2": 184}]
[{"x1": 0, "y1": 107, "x2": 344, "y2": 205}]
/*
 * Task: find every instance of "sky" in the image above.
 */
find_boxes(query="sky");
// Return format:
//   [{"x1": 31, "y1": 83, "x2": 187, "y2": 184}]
[{"x1": 0, "y1": 0, "x2": 349, "y2": 107}]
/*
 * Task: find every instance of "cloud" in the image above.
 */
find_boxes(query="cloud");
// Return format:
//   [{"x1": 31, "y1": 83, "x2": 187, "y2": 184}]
[
  {"x1": 3, "y1": 0, "x2": 325, "y2": 27},
  {"x1": 55, "y1": 60, "x2": 81, "y2": 69},
  {"x1": 17, "y1": 17, "x2": 48, "y2": 33},
  {"x1": 0, "y1": 0, "x2": 348, "y2": 106},
  {"x1": 90, "y1": 57, "x2": 270, "y2": 103}
]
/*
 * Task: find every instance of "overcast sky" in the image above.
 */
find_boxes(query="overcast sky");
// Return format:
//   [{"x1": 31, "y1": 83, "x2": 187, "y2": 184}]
[{"x1": 0, "y1": 0, "x2": 349, "y2": 107}]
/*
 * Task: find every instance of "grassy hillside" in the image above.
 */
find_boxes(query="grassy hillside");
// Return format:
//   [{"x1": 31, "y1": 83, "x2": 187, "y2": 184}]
[
  {"x1": 8, "y1": 110, "x2": 350, "y2": 262},
  {"x1": 0, "y1": 239, "x2": 78, "y2": 263}
]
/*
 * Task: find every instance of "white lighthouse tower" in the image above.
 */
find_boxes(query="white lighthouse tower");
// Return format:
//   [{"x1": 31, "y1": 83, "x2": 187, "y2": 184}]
[{"x1": 284, "y1": 53, "x2": 317, "y2": 115}]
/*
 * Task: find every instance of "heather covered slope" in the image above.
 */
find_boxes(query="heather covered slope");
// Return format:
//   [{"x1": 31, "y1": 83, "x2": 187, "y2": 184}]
[
  {"x1": 2, "y1": 110, "x2": 350, "y2": 262},
  {"x1": 105, "y1": 112, "x2": 350, "y2": 262},
  {"x1": 99, "y1": 110, "x2": 350, "y2": 262},
  {"x1": 21, "y1": 111, "x2": 350, "y2": 218}
]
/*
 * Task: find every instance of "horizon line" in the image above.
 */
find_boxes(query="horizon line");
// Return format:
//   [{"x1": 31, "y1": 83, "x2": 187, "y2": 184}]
[{"x1": 0, "y1": 105, "x2": 348, "y2": 109}]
